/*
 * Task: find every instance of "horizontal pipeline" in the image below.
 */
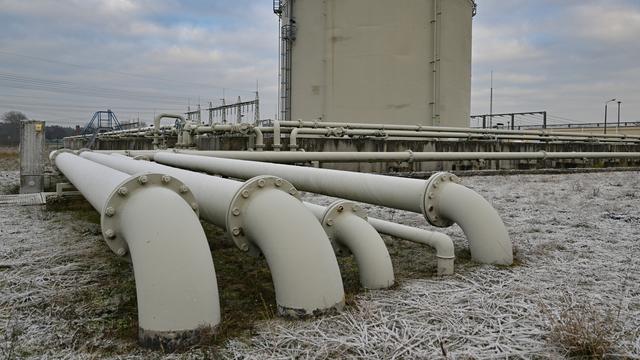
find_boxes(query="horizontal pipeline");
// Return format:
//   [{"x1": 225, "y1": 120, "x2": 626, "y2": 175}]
[
  {"x1": 275, "y1": 120, "x2": 640, "y2": 140},
  {"x1": 92, "y1": 150, "x2": 640, "y2": 164}
]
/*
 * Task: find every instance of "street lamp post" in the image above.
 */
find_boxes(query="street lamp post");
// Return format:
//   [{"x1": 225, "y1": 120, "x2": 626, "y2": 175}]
[
  {"x1": 617, "y1": 100, "x2": 622, "y2": 131},
  {"x1": 604, "y1": 98, "x2": 616, "y2": 134}
]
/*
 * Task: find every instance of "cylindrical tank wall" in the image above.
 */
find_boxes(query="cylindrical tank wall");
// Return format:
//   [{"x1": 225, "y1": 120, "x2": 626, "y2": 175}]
[{"x1": 285, "y1": 0, "x2": 474, "y2": 127}]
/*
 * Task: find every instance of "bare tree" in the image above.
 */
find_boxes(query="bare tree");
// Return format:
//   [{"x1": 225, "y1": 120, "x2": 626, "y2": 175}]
[
  {"x1": 0, "y1": 111, "x2": 28, "y2": 145},
  {"x1": 2, "y1": 111, "x2": 28, "y2": 125}
]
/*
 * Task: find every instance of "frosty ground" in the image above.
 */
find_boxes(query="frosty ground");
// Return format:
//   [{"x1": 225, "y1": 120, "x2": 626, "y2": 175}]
[{"x1": 1, "y1": 159, "x2": 639, "y2": 358}]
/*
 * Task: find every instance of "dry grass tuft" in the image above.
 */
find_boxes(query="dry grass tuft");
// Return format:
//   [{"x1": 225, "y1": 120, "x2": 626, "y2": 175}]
[{"x1": 549, "y1": 304, "x2": 618, "y2": 358}]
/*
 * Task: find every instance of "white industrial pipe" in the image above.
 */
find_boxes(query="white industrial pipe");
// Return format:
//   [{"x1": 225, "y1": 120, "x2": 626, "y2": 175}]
[
  {"x1": 276, "y1": 120, "x2": 640, "y2": 140},
  {"x1": 153, "y1": 153, "x2": 513, "y2": 265},
  {"x1": 172, "y1": 150, "x2": 640, "y2": 163},
  {"x1": 304, "y1": 201, "x2": 394, "y2": 289},
  {"x1": 305, "y1": 201, "x2": 454, "y2": 276},
  {"x1": 366, "y1": 217, "x2": 455, "y2": 276},
  {"x1": 79, "y1": 151, "x2": 345, "y2": 316},
  {"x1": 50, "y1": 150, "x2": 219, "y2": 350},
  {"x1": 153, "y1": 113, "x2": 185, "y2": 149},
  {"x1": 287, "y1": 127, "x2": 634, "y2": 150},
  {"x1": 273, "y1": 120, "x2": 282, "y2": 151},
  {"x1": 93, "y1": 149, "x2": 640, "y2": 164},
  {"x1": 192, "y1": 123, "x2": 264, "y2": 151}
]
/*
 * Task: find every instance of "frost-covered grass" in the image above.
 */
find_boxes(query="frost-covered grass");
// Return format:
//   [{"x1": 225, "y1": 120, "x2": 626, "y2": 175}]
[
  {"x1": 1, "y1": 171, "x2": 639, "y2": 359},
  {"x1": 222, "y1": 172, "x2": 640, "y2": 359}
]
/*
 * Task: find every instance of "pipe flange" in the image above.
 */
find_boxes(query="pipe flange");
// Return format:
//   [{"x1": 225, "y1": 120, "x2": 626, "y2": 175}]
[
  {"x1": 321, "y1": 200, "x2": 368, "y2": 257},
  {"x1": 49, "y1": 148, "x2": 75, "y2": 162},
  {"x1": 133, "y1": 155, "x2": 150, "y2": 161},
  {"x1": 422, "y1": 172, "x2": 460, "y2": 228},
  {"x1": 226, "y1": 175, "x2": 300, "y2": 256},
  {"x1": 101, "y1": 173, "x2": 200, "y2": 260},
  {"x1": 49, "y1": 149, "x2": 76, "y2": 173},
  {"x1": 406, "y1": 150, "x2": 415, "y2": 163}
]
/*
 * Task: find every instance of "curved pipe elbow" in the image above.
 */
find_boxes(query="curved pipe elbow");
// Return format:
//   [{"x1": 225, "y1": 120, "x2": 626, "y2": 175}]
[
  {"x1": 113, "y1": 183, "x2": 220, "y2": 350},
  {"x1": 154, "y1": 113, "x2": 185, "y2": 149},
  {"x1": 423, "y1": 173, "x2": 513, "y2": 265},
  {"x1": 289, "y1": 128, "x2": 300, "y2": 151},
  {"x1": 239, "y1": 188, "x2": 344, "y2": 317},
  {"x1": 331, "y1": 213, "x2": 395, "y2": 289},
  {"x1": 367, "y1": 217, "x2": 454, "y2": 276},
  {"x1": 253, "y1": 127, "x2": 264, "y2": 151},
  {"x1": 305, "y1": 201, "x2": 394, "y2": 289}
]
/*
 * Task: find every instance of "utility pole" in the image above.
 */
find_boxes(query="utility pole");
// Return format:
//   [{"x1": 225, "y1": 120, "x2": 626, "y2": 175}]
[
  {"x1": 255, "y1": 90, "x2": 260, "y2": 125},
  {"x1": 604, "y1": 98, "x2": 616, "y2": 135}
]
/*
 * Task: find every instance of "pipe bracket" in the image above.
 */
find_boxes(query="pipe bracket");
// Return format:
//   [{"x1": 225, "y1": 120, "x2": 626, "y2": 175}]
[
  {"x1": 320, "y1": 200, "x2": 368, "y2": 257},
  {"x1": 100, "y1": 173, "x2": 199, "y2": 259},
  {"x1": 226, "y1": 175, "x2": 300, "y2": 256},
  {"x1": 422, "y1": 172, "x2": 460, "y2": 227}
]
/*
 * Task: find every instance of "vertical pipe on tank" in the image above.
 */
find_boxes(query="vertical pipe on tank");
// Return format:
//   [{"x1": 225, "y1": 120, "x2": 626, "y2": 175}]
[{"x1": 430, "y1": 0, "x2": 440, "y2": 126}]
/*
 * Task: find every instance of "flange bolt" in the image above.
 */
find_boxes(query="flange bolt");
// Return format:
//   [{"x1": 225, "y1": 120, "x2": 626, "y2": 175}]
[
  {"x1": 105, "y1": 207, "x2": 116, "y2": 217},
  {"x1": 231, "y1": 227, "x2": 241, "y2": 236}
]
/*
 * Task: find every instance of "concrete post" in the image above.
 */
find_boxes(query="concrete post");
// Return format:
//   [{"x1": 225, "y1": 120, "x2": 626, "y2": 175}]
[{"x1": 20, "y1": 120, "x2": 45, "y2": 194}]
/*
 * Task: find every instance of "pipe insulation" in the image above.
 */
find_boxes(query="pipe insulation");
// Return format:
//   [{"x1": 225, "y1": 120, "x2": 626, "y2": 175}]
[
  {"x1": 152, "y1": 153, "x2": 513, "y2": 265},
  {"x1": 50, "y1": 150, "x2": 220, "y2": 350},
  {"x1": 78, "y1": 151, "x2": 345, "y2": 316}
]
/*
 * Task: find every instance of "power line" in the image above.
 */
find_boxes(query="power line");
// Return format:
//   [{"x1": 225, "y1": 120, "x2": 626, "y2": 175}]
[
  {"x1": 0, "y1": 71, "x2": 198, "y2": 104},
  {"x1": 0, "y1": 50, "x2": 256, "y2": 94},
  {"x1": 0, "y1": 98, "x2": 183, "y2": 112}
]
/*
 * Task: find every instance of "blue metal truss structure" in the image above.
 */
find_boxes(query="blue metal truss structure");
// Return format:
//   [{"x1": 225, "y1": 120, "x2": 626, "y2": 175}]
[{"x1": 80, "y1": 110, "x2": 123, "y2": 148}]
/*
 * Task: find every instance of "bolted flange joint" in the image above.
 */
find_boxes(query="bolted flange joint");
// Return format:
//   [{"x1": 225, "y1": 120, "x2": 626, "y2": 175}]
[
  {"x1": 421, "y1": 171, "x2": 461, "y2": 228},
  {"x1": 320, "y1": 200, "x2": 368, "y2": 257},
  {"x1": 100, "y1": 172, "x2": 199, "y2": 260},
  {"x1": 226, "y1": 175, "x2": 300, "y2": 256},
  {"x1": 48, "y1": 149, "x2": 76, "y2": 172}
]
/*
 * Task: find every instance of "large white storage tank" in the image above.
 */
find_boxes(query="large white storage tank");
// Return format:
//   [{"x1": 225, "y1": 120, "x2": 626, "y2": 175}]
[{"x1": 277, "y1": 0, "x2": 475, "y2": 128}]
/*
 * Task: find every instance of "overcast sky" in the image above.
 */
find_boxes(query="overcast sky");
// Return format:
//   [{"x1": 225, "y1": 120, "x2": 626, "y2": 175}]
[{"x1": 0, "y1": 0, "x2": 638, "y2": 128}]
